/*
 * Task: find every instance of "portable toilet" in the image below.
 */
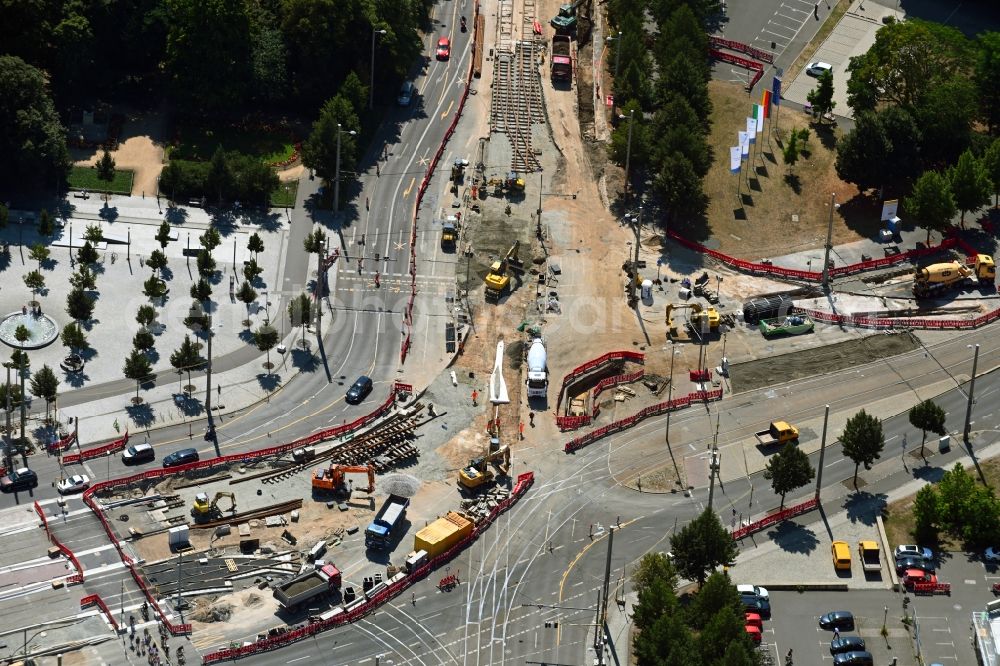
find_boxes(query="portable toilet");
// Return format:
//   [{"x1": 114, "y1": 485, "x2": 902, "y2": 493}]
[{"x1": 640, "y1": 280, "x2": 653, "y2": 303}]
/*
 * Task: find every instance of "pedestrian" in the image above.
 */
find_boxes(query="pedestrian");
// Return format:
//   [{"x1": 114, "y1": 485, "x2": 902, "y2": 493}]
[
  {"x1": 376, "y1": 163, "x2": 380, "y2": 177},
  {"x1": 519, "y1": 422, "x2": 525, "y2": 439},
  {"x1": 472, "y1": 389, "x2": 479, "y2": 406},
  {"x1": 814, "y1": 2, "x2": 819, "y2": 18},
  {"x1": 411, "y1": 592, "x2": 416, "y2": 605},
  {"x1": 529, "y1": 412, "x2": 535, "y2": 427},
  {"x1": 365, "y1": 196, "x2": 369, "y2": 210},
  {"x1": 833, "y1": 627, "x2": 840, "y2": 639}
]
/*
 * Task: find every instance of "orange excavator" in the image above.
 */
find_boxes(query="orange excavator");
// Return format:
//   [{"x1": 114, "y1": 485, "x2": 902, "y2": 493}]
[{"x1": 312, "y1": 464, "x2": 376, "y2": 497}]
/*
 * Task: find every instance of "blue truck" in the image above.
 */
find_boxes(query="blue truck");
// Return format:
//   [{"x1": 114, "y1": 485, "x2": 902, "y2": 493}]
[{"x1": 365, "y1": 494, "x2": 410, "y2": 549}]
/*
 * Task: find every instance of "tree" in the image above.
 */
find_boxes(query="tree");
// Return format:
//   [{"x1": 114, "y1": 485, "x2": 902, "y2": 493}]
[
  {"x1": 96, "y1": 149, "x2": 116, "y2": 183},
  {"x1": 8, "y1": 349, "x2": 29, "y2": 373},
  {"x1": 147, "y1": 249, "x2": 168, "y2": 277},
  {"x1": 631, "y1": 551, "x2": 678, "y2": 595},
  {"x1": 835, "y1": 111, "x2": 893, "y2": 193},
  {"x1": 29, "y1": 364, "x2": 59, "y2": 421},
  {"x1": 248, "y1": 8, "x2": 288, "y2": 102},
  {"x1": 14, "y1": 325, "x2": 30, "y2": 347},
  {"x1": 669, "y1": 508, "x2": 738, "y2": 585},
  {"x1": 200, "y1": 226, "x2": 222, "y2": 252},
  {"x1": 76, "y1": 240, "x2": 99, "y2": 265},
  {"x1": 84, "y1": 224, "x2": 103, "y2": 244},
  {"x1": 905, "y1": 170, "x2": 956, "y2": 244},
  {"x1": 136, "y1": 305, "x2": 157, "y2": 329},
  {"x1": 0, "y1": 56, "x2": 70, "y2": 187},
  {"x1": 0, "y1": 203, "x2": 7, "y2": 230},
  {"x1": 23, "y1": 270, "x2": 45, "y2": 300},
  {"x1": 28, "y1": 243, "x2": 49, "y2": 270},
  {"x1": 132, "y1": 329, "x2": 155, "y2": 351},
  {"x1": 908, "y1": 399, "x2": 947, "y2": 458},
  {"x1": 301, "y1": 94, "x2": 360, "y2": 186},
  {"x1": 975, "y1": 31, "x2": 1000, "y2": 134},
  {"x1": 190, "y1": 278, "x2": 212, "y2": 303},
  {"x1": 763, "y1": 442, "x2": 815, "y2": 509},
  {"x1": 303, "y1": 228, "x2": 327, "y2": 254},
  {"x1": 782, "y1": 130, "x2": 801, "y2": 174},
  {"x1": 253, "y1": 323, "x2": 279, "y2": 374},
  {"x1": 143, "y1": 275, "x2": 167, "y2": 300},
  {"x1": 196, "y1": 248, "x2": 216, "y2": 277},
  {"x1": 0, "y1": 383, "x2": 24, "y2": 409},
  {"x1": 65, "y1": 287, "x2": 94, "y2": 324},
  {"x1": 237, "y1": 281, "x2": 258, "y2": 324},
  {"x1": 912, "y1": 484, "x2": 939, "y2": 544},
  {"x1": 248, "y1": 232, "x2": 265, "y2": 258},
  {"x1": 685, "y1": 571, "x2": 741, "y2": 630},
  {"x1": 654, "y1": 152, "x2": 706, "y2": 226},
  {"x1": 806, "y1": 68, "x2": 836, "y2": 117},
  {"x1": 649, "y1": 93, "x2": 710, "y2": 177},
  {"x1": 983, "y1": 138, "x2": 1000, "y2": 208},
  {"x1": 840, "y1": 409, "x2": 885, "y2": 487},
  {"x1": 287, "y1": 292, "x2": 312, "y2": 347},
  {"x1": 38, "y1": 209, "x2": 53, "y2": 236},
  {"x1": 949, "y1": 150, "x2": 992, "y2": 228},
  {"x1": 169, "y1": 335, "x2": 205, "y2": 392},
  {"x1": 60, "y1": 323, "x2": 88, "y2": 356},
  {"x1": 123, "y1": 348, "x2": 153, "y2": 401},
  {"x1": 916, "y1": 77, "x2": 977, "y2": 166},
  {"x1": 155, "y1": 220, "x2": 172, "y2": 249},
  {"x1": 243, "y1": 257, "x2": 263, "y2": 283},
  {"x1": 70, "y1": 266, "x2": 96, "y2": 291},
  {"x1": 206, "y1": 147, "x2": 233, "y2": 205}
]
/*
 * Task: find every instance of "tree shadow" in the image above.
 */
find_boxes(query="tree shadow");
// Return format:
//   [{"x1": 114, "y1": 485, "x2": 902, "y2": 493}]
[
  {"x1": 843, "y1": 490, "x2": 888, "y2": 526},
  {"x1": 837, "y1": 194, "x2": 886, "y2": 238},
  {"x1": 257, "y1": 372, "x2": 281, "y2": 392},
  {"x1": 98, "y1": 205, "x2": 119, "y2": 222},
  {"x1": 79, "y1": 344, "x2": 98, "y2": 362},
  {"x1": 244, "y1": 209, "x2": 284, "y2": 232},
  {"x1": 783, "y1": 173, "x2": 802, "y2": 194},
  {"x1": 164, "y1": 207, "x2": 189, "y2": 225},
  {"x1": 160, "y1": 266, "x2": 174, "y2": 282},
  {"x1": 290, "y1": 347, "x2": 317, "y2": 372},
  {"x1": 765, "y1": 520, "x2": 820, "y2": 554},
  {"x1": 175, "y1": 394, "x2": 204, "y2": 417},
  {"x1": 912, "y1": 463, "x2": 946, "y2": 483},
  {"x1": 812, "y1": 123, "x2": 838, "y2": 151},
  {"x1": 126, "y1": 401, "x2": 155, "y2": 428},
  {"x1": 238, "y1": 328, "x2": 255, "y2": 344},
  {"x1": 40, "y1": 258, "x2": 58, "y2": 271},
  {"x1": 62, "y1": 369, "x2": 89, "y2": 388},
  {"x1": 144, "y1": 348, "x2": 161, "y2": 364}
]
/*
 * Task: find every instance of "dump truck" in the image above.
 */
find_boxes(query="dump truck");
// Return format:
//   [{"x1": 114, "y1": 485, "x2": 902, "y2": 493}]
[
  {"x1": 441, "y1": 216, "x2": 458, "y2": 249},
  {"x1": 414, "y1": 511, "x2": 474, "y2": 558},
  {"x1": 525, "y1": 338, "x2": 548, "y2": 398},
  {"x1": 365, "y1": 494, "x2": 410, "y2": 550},
  {"x1": 551, "y1": 36, "x2": 572, "y2": 81},
  {"x1": 858, "y1": 541, "x2": 881, "y2": 573},
  {"x1": 551, "y1": 0, "x2": 585, "y2": 32},
  {"x1": 273, "y1": 563, "x2": 342, "y2": 612},
  {"x1": 913, "y1": 254, "x2": 995, "y2": 298},
  {"x1": 754, "y1": 421, "x2": 799, "y2": 447}
]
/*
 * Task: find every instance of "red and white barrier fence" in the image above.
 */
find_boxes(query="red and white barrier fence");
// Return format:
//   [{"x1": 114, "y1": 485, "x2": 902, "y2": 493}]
[{"x1": 731, "y1": 497, "x2": 818, "y2": 540}]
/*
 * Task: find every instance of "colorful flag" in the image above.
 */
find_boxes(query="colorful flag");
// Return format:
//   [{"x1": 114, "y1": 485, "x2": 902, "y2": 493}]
[
  {"x1": 113, "y1": 418, "x2": 120, "y2": 433},
  {"x1": 746, "y1": 117, "x2": 757, "y2": 143},
  {"x1": 752, "y1": 105, "x2": 764, "y2": 135},
  {"x1": 772, "y1": 76, "x2": 782, "y2": 107},
  {"x1": 762, "y1": 89, "x2": 773, "y2": 117},
  {"x1": 730, "y1": 146, "x2": 741, "y2": 173},
  {"x1": 739, "y1": 131, "x2": 749, "y2": 159}
]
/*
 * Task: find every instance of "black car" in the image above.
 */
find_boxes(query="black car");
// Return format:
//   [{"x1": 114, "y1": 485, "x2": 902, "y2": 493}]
[
  {"x1": 895, "y1": 557, "x2": 934, "y2": 575},
  {"x1": 346, "y1": 376, "x2": 373, "y2": 404},
  {"x1": 830, "y1": 636, "x2": 866, "y2": 654},
  {"x1": 162, "y1": 448, "x2": 199, "y2": 468},
  {"x1": 0, "y1": 468, "x2": 38, "y2": 492},
  {"x1": 819, "y1": 611, "x2": 855, "y2": 631},
  {"x1": 832, "y1": 650, "x2": 873, "y2": 666},
  {"x1": 740, "y1": 594, "x2": 770, "y2": 617}
]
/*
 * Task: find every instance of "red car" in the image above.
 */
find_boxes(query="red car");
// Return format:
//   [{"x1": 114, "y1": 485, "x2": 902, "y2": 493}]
[
  {"x1": 436, "y1": 37, "x2": 451, "y2": 60},
  {"x1": 902, "y1": 568, "x2": 937, "y2": 589}
]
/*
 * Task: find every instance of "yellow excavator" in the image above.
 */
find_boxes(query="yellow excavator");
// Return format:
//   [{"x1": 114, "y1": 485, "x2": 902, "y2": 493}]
[
  {"x1": 665, "y1": 303, "x2": 719, "y2": 341},
  {"x1": 459, "y1": 441, "x2": 512, "y2": 491},
  {"x1": 312, "y1": 464, "x2": 376, "y2": 497},
  {"x1": 485, "y1": 241, "x2": 523, "y2": 301},
  {"x1": 191, "y1": 491, "x2": 237, "y2": 521}
]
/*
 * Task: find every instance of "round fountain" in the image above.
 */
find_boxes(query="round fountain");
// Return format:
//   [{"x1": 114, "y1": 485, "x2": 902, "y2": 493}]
[{"x1": 0, "y1": 309, "x2": 59, "y2": 349}]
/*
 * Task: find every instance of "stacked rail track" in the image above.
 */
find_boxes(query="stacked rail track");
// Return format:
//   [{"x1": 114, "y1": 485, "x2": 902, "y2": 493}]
[{"x1": 490, "y1": 40, "x2": 544, "y2": 173}]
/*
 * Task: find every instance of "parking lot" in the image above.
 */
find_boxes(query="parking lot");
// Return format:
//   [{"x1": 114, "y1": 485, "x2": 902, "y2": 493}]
[{"x1": 766, "y1": 589, "x2": 918, "y2": 665}]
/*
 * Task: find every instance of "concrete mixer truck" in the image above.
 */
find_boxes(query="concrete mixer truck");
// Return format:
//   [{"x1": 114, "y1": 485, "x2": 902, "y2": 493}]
[{"x1": 526, "y1": 338, "x2": 548, "y2": 399}]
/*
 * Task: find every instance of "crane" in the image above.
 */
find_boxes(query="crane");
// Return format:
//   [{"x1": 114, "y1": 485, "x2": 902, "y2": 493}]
[
  {"x1": 484, "y1": 241, "x2": 523, "y2": 302},
  {"x1": 312, "y1": 464, "x2": 376, "y2": 497}
]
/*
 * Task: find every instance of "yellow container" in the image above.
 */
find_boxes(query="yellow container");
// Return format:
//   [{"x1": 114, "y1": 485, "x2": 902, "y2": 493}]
[{"x1": 414, "y1": 512, "x2": 473, "y2": 558}]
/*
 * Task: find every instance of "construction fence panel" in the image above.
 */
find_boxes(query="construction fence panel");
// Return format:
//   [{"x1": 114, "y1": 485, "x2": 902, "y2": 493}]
[{"x1": 731, "y1": 497, "x2": 819, "y2": 540}]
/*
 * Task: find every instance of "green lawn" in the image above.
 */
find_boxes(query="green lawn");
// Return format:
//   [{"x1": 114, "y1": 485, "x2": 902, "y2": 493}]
[
  {"x1": 170, "y1": 123, "x2": 295, "y2": 164},
  {"x1": 67, "y1": 166, "x2": 134, "y2": 195},
  {"x1": 270, "y1": 181, "x2": 298, "y2": 208}
]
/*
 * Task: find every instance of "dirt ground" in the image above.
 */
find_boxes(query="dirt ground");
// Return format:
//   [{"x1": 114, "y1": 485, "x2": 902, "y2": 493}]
[
  {"x1": 71, "y1": 108, "x2": 168, "y2": 196},
  {"x1": 699, "y1": 80, "x2": 875, "y2": 259},
  {"x1": 729, "y1": 330, "x2": 922, "y2": 393}
]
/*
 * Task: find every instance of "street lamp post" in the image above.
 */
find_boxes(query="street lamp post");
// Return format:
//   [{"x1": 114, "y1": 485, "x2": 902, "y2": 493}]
[
  {"x1": 964, "y1": 343, "x2": 980, "y2": 444},
  {"x1": 370, "y1": 28, "x2": 388, "y2": 110},
  {"x1": 620, "y1": 109, "x2": 634, "y2": 201},
  {"x1": 333, "y1": 124, "x2": 358, "y2": 214},
  {"x1": 822, "y1": 193, "x2": 839, "y2": 292}
]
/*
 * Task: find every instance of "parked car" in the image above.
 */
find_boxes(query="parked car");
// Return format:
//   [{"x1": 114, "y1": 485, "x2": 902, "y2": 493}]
[
  {"x1": 895, "y1": 557, "x2": 934, "y2": 575},
  {"x1": 162, "y1": 448, "x2": 199, "y2": 468},
  {"x1": 819, "y1": 611, "x2": 855, "y2": 631},
  {"x1": 744, "y1": 612, "x2": 763, "y2": 630},
  {"x1": 831, "y1": 636, "x2": 867, "y2": 654},
  {"x1": 436, "y1": 37, "x2": 451, "y2": 60},
  {"x1": 736, "y1": 584, "x2": 770, "y2": 600},
  {"x1": 122, "y1": 442, "x2": 155, "y2": 465},
  {"x1": 397, "y1": 81, "x2": 416, "y2": 106},
  {"x1": 740, "y1": 594, "x2": 770, "y2": 617},
  {"x1": 744, "y1": 625, "x2": 762, "y2": 644},
  {"x1": 56, "y1": 474, "x2": 91, "y2": 494},
  {"x1": 833, "y1": 651, "x2": 874, "y2": 666},
  {"x1": 0, "y1": 468, "x2": 38, "y2": 492},
  {"x1": 985, "y1": 546, "x2": 1000, "y2": 562},
  {"x1": 902, "y1": 569, "x2": 937, "y2": 589},
  {"x1": 894, "y1": 545, "x2": 933, "y2": 562},
  {"x1": 806, "y1": 61, "x2": 832, "y2": 76},
  {"x1": 346, "y1": 376, "x2": 373, "y2": 404}
]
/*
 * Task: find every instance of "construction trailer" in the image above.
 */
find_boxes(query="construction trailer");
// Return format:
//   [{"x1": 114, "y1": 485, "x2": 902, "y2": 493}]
[{"x1": 413, "y1": 512, "x2": 474, "y2": 558}]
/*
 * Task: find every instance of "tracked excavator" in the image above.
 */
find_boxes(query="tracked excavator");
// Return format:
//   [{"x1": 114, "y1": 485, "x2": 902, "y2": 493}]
[
  {"x1": 312, "y1": 464, "x2": 376, "y2": 497},
  {"x1": 191, "y1": 492, "x2": 237, "y2": 521},
  {"x1": 665, "y1": 303, "x2": 719, "y2": 341},
  {"x1": 459, "y1": 441, "x2": 512, "y2": 491},
  {"x1": 485, "y1": 241, "x2": 524, "y2": 302}
]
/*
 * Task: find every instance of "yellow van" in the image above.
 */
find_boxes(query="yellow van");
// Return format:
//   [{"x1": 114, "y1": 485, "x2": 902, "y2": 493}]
[{"x1": 831, "y1": 540, "x2": 851, "y2": 570}]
